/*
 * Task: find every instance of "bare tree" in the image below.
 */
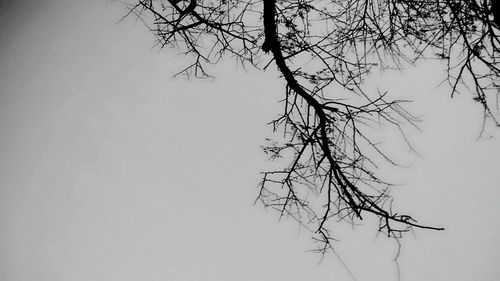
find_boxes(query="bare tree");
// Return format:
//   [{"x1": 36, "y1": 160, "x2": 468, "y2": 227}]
[{"x1": 122, "y1": 0, "x2": 499, "y2": 254}]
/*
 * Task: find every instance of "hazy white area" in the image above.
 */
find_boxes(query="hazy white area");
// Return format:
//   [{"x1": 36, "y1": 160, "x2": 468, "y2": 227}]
[{"x1": 1, "y1": 1, "x2": 499, "y2": 281}]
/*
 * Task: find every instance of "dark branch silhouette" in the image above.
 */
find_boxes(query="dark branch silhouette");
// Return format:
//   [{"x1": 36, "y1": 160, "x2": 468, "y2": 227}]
[{"x1": 121, "y1": 0, "x2": 500, "y2": 255}]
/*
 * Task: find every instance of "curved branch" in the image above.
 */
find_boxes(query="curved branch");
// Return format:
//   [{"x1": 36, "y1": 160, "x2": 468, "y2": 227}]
[{"x1": 262, "y1": 0, "x2": 444, "y2": 238}]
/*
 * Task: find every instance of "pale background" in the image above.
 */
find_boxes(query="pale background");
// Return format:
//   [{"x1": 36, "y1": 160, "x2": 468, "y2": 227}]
[{"x1": 1, "y1": 1, "x2": 499, "y2": 281}]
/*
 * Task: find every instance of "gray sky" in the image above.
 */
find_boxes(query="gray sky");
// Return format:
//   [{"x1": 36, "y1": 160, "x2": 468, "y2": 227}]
[{"x1": 1, "y1": 1, "x2": 500, "y2": 281}]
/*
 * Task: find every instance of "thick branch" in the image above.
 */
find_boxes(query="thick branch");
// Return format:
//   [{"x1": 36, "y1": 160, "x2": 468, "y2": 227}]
[{"x1": 262, "y1": 0, "x2": 444, "y2": 234}]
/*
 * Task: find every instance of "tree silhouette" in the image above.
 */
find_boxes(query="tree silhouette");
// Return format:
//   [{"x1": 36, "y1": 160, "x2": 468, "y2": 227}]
[{"x1": 123, "y1": 0, "x2": 499, "y2": 253}]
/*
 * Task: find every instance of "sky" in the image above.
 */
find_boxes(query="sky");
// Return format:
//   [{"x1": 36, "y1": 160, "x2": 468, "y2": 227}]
[{"x1": 0, "y1": 1, "x2": 499, "y2": 281}]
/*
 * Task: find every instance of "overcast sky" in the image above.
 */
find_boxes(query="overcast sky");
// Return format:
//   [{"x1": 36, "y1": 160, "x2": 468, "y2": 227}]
[{"x1": 1, "y1": 1, "x2": 500, "y2": 281}]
